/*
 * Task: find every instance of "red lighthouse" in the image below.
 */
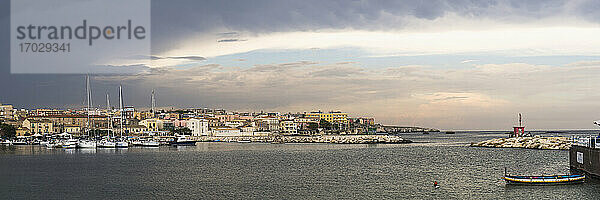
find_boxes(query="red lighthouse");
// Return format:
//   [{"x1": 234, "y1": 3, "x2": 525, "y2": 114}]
[{"x1": 513, "y1": 113, "x2": 525, "y2": 137}]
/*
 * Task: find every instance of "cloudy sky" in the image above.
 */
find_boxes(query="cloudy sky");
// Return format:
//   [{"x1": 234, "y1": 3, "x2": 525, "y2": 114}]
[{"x1": 3, "y1": 0, "x2": 600, "y2": 130}]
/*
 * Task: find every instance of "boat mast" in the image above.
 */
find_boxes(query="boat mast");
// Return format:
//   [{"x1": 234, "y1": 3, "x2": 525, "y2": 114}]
[
  {"x1": 151, "y1": 89, "x2": 155, "y2": 117},
  {"x1": 86, "y1": 75, "x2": 92, "y2": 137},
  {"x1": 119, "y1": 84, "x2": 124, "y2": 138},
  {"x1": 107, "y1": 93, "x2": 111, "y2": 137}
]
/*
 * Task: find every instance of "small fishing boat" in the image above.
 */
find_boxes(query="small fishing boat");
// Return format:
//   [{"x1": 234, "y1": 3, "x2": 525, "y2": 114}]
[
  {"x1": 502, "y1": 174, "x2": 585, "y2": 185},
  {"x1": 237, "y1": 140, "x2": 251, "y2": 143}
]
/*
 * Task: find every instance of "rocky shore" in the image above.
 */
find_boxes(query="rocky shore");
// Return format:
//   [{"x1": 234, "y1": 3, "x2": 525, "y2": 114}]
[
  {"x1": 195, "y1": 135, "x2": 411, "y2": 144},
  {"x1": 470, "y1": 136, "x2": 572, "y2": 150}
]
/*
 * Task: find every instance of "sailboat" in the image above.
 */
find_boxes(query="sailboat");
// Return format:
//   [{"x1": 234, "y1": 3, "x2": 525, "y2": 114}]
[
  {"x1": 78, "y1": 75, "x2": 97, "y2": 148},
  {"x1": 97, "y1": 90, "x2": 116, "y2": 148},
  {"x1": 115, "y1": 84, "x2": 129, "y2": 148}
]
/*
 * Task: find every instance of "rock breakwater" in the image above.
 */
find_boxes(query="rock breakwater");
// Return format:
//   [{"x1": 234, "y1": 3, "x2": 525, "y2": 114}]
[
  {"x1": 195, "y1": 135, "x2": 411, "y2": 144},
  {"x1": 470, "y1": 136, "x2": 571, "y2": 150}
]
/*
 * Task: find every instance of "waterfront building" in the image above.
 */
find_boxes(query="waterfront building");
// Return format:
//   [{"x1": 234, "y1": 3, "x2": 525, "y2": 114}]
[
  {"x1": 204, "y1": 117, "x2": 222, "y2": 127},
  {"x1": 187, "y1": 118, "x2": 209, "y2": 136},
  {"x1": 140, "y1": 118, "x2": 164, "y2": 131},
  {"x1": 0, "y1": 104, "x2": 14, "y2": 121},
  {"x1": 239, "y1": 115, "x2": 254, "y2": 121},
  {"x1": 123, "y1": 125, "x2": 148, "y2": 135},
  {"x1": 135, "y1": 111, "x2": 154, "y2": 120},
  {"x1": 215, "y1": 114, "x2": 239, "y2": 122},
  {"x1": 15, "y1": 127, "x2": 30, "y2": 136},
  {"x1": 173, "y1": 119, "x2": 187, "y2": 128},
  {"x1": 23, "y1": 118, "x2": 54, "y2": 134},
  {"x1": 64, "y1": 125, "x2": 81, "y2": 134},
  {"x1": 124, "y1": 106, "x2": 135, "y2": 120},
  {"x1": 163, "y1": 112, "x2": 180, "y2": 120},
  {"x1": 13, "y1": 109, "x2": 28, "y2": 121},
  {"x1": 305, "y1": 111, "x2": 348, "y2": 125},
  {"x1": 280, "y1": 120, "x2": 298, "y2": 135},
  {"x1": 33, "y1": 108, "x2": 65, "y2": 116},
  {"x1": 256, "y1": 117, "x2": 280, "y2": 132},
  {"x1": 27, "y1": 115, "x2": 109, "y2": 132},
  {"x1": 163, "y1": 120, "x2": 175, "y2": 131}
]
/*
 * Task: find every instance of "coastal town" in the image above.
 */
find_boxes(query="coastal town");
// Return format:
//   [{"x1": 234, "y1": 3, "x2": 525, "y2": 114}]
[{"x1": 0, "y1": 101, "x2": 436, "y2": 145}]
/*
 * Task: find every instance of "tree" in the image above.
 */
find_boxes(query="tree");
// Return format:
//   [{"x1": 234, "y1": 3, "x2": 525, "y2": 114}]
[
  {"x1": 306, "y1": 122, "x2": 319, "y2": 130},
  {"x1": 319, "y1": 120, "x2": 332, "y2": 130},
  {"x1": 0, "y1": 123, "x2": 16, "y2": 139}
]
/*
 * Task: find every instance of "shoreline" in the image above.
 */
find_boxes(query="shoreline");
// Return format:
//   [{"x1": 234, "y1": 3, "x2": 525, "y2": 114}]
[{"x1": 193, "y1": 135, "x2": 412, "y2": 144}]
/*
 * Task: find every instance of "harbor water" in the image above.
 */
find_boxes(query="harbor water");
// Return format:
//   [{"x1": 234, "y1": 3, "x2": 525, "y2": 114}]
[{"x1": 1, "y1": 132, "x2": 600, "y2": 199}]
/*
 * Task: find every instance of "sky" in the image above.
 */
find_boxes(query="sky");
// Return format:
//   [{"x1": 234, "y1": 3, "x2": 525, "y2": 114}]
[{"x1": 3, "y1": 0, "x2": 600, "y2": 130}]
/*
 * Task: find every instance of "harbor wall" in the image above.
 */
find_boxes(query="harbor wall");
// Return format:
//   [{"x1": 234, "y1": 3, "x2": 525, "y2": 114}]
[{"x1": 569, "y1": 145, "x2": 600, "y2": 178}]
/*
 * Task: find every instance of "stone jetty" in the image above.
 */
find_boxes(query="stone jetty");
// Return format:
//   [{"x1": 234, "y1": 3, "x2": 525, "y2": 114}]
[
  {"x1": 470, "y1": 136, "x2": 572, "y2": 150},
  {"x1": 194, "y1": 135, "x2": 411, "y2": 144}
]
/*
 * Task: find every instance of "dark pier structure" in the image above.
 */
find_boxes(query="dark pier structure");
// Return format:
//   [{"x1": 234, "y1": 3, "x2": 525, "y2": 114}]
[{"x1": 569, "y1": 137, "x2": 600, "y2": 178}]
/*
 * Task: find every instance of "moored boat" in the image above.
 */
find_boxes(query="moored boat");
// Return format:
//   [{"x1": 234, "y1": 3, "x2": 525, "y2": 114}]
[
  {"x1": 77, "y1": 140, "x2": 97, "y2": 148},
  {"x1": 170, "y1": 135, "x2": 197, "y2": 146},
  {"x1": 502, "y1": 174, "x2": 585, "y2": 185},
  {"x1": 141, "y1": 140, "x2": 160, "y2": 147},
  {"x1": 116, "y1": 141, "x2": 129, "y2": 148},
  {"x1": 97, "y1": 140, "x2": 116, "y2": 148},
  {"x1": 62, "y1": 139, "x2": 78, "y2": 149},
  {"x1": 12, "y1": 140, "x2": 28, "y2": 145}
]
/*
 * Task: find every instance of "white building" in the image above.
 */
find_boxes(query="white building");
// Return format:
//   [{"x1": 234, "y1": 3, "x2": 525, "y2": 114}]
[
  {"x1": 280, "y1": 120, "x2": 298, "y2": 135},
  {"x1": 187, "y1": 118, "x2": 209, "y2": 136},
  {"x1": 0, "y1": 104, "x2": 15, "y2": 120}
]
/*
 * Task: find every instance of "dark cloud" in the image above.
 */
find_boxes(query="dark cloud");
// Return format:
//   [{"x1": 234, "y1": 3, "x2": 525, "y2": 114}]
[
  {"x1": 217, "y1": 39, "x2": 247, "y2": 43},
  {"x1": 167, "y1": 56, "x2": 207, "y2": 61},
  {"x1": 151, "y1": 55, "x2": 207, "y2": 61},
  {"x1": 151, "y1": 0, "x2": 576, "y2": 53}
]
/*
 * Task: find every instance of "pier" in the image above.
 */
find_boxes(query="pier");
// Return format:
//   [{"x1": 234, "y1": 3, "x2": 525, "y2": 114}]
[{"x1": 570, "y1": 136, "x2": 600, "y2": 177}]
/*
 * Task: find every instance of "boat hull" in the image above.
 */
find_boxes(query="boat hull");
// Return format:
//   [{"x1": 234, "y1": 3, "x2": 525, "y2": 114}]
[
  {"x1": 502, "y1": 175, "x2": 585, "y2": 185},
  {"x1": 170, "y1": 141, "x2": 197, "y2": 146},
  {"x1": 97, "y1": 141, "x2": 116, "y2": 148},
  {"x1": 116, "y1": 142, "x2": 129, "y2": 148},
  {"x1": 141, "y1": 141, "x2": 160, "y2": 147},
  {"x1": 77, "y1": 141, "x2": 97, "y2": 148}
]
